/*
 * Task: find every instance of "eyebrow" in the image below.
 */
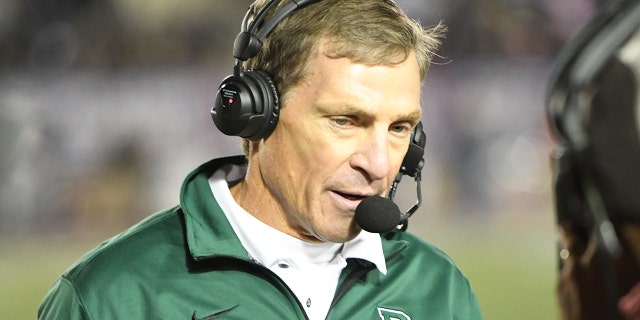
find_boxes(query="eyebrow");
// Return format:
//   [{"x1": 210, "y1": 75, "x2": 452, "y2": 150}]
[
  {"x1": 316, "y1": 102, "x2": 422, "y2": 125},
  {"x1": 399, "y1": 109, "x2": 423, "y2": 125}
]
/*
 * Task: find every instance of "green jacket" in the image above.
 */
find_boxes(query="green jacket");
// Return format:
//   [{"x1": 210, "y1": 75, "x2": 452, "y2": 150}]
[{"x1": 39, "y1": 156, "x2": 483, "y2": 320}]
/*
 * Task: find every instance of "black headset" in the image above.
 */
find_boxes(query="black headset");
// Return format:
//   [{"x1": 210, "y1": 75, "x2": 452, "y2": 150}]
[{"x1": 211, "y1": 0, "x2": 426, "y2": 177}]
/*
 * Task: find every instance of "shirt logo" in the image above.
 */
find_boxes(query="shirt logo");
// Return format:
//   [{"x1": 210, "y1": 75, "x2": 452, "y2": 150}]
[{"x1": 377, "y1": 307, "x2": 411, "y2": 320}]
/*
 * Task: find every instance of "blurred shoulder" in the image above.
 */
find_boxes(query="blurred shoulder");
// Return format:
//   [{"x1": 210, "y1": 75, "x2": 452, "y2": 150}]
[{"x1": 62, "y1": 206, "x2": 185, "y2": 286}]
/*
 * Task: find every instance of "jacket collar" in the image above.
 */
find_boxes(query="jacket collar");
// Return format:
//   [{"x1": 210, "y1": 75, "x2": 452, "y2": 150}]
[{"x1": 180, "y1": 155, "x2": 249, "y2": 261}]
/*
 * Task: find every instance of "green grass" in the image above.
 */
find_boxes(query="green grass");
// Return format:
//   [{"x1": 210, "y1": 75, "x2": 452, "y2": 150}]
[
  {"x1": 2, "y1": 218, "x2": 559, "y2": 320},
  {"x1": 420, "y1": 214, "x2": 560, "y2": 320},
  {"x1": 442, "y1": 231, "x2": 558, "y2": 319},
  {"x1": 0, "y1": 236, "x2": 105, "y2": 319}
]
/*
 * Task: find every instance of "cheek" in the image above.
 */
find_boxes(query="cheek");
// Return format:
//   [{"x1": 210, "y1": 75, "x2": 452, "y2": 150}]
[
  {"x1": 284, "y1": 125, "x2": 350, "y2": 169},
  {"x1": 259, "y1": 125, "x2": 323, "y2": 188}
]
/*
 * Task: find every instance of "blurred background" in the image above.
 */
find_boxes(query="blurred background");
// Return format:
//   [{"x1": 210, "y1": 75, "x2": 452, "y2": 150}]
[{"x1": 0, "y1": 0, "x2": 606, "y2": 318}]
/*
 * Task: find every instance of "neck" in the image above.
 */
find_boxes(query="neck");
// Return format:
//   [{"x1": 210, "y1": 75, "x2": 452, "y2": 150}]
[{"x1": 230, "y1": 161, "x2": 322, "y2": 243}]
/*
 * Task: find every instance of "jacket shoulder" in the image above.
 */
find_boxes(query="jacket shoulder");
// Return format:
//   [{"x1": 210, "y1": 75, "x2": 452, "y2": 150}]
[{"x1": 64, "y1": 206, "x2": 186, "y2": 287}]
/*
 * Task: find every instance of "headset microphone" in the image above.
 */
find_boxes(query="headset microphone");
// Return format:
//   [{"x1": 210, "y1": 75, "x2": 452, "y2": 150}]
[{"x1": 355, "y1": 196, "x2": 402, "y2": 233}]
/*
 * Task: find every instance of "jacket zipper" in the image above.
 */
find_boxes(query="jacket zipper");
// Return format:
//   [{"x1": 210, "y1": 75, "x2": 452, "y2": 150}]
[{"x1": 328, "y1": 259, "x2": 376, "y2": 311}]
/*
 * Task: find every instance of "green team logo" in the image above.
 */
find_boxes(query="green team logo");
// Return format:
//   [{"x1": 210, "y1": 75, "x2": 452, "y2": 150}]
[{"x1": 377, "y1": 307, "x2": 411, "y2": 320}]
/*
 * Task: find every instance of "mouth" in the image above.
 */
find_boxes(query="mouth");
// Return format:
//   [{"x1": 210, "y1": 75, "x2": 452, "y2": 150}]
[
  {"x1": 330, "y1": 190, "x2": 376, "y2": 212},
  {"x1": 334, "y1": 191, "x2": 368, "y2": 201}
]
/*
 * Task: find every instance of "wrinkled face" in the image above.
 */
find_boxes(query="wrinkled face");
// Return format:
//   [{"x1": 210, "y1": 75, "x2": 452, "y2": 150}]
[{"x1": 253, "y1": 49, "x2": 422, "y2": 243}]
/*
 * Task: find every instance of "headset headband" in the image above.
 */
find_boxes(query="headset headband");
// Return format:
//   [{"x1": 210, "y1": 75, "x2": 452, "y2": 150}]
[{"x1": 233, "y1": 0, "x2": 320, "y2": 64}]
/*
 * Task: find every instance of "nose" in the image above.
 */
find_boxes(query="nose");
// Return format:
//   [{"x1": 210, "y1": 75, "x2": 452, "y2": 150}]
[{"x1": 350, "y1": 128, "x2": 391, "y2": 182}]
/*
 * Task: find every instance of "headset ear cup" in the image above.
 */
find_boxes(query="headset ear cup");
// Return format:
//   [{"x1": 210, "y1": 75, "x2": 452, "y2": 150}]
[
  {"x1": 212, "y1": 74, "x2": 256, "y2": 137},
  {"x1": 211, "y1": 70, "x2": 280, "y2": 140},
  {"x1": 243, "y1": 70, "x2": 280, "y2": 139}
]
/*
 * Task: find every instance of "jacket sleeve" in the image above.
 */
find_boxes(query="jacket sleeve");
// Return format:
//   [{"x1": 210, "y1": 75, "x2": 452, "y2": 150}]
[
  {"x1": 459, "y1": 278, "x2": 484, "y2": 320},
  {"x1": 38, "y1": 277, "x2": 89, "y2": 320}
]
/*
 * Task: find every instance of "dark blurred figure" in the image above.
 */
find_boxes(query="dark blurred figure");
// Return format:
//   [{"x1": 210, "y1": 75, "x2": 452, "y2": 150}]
[{"x1": 546, "y1": 0, "x2": 640, "y2": 319}]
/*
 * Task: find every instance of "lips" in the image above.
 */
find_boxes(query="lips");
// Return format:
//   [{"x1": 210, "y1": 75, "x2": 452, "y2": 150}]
[
  {"x1": 335, "y1": 191, "x2": 367, "y2": 201},
  {"x1": 330, "y1": 190, "x2": 376, "y2": 212}
]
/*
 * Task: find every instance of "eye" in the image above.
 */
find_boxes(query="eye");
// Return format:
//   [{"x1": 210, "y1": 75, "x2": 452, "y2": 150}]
[
  {"x1": 331, "y1": 117, "x2": 355, "y2": 127},
  {"x1": 390, "y1": 123, "x2": 412, "y2": 136}
]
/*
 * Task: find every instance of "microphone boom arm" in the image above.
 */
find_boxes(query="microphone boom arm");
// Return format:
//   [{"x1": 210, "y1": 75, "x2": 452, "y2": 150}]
[{"x1": 388, "y1": 169, "x2": 423, "y2": 231}]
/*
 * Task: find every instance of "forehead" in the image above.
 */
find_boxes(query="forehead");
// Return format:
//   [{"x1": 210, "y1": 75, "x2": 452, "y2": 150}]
[{"x1": 295, "y1": 50, "x2": 422, "y2": 116}]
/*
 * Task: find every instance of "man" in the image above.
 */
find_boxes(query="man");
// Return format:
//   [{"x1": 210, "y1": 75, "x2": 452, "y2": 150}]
[{"x1": 39, "y1": 0, "x2": 483, "y2": 319}]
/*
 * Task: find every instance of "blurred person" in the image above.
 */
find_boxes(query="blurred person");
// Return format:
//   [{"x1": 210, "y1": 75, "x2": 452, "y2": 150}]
[
  {"x1": 547, "y1": 0, "x2": 640, "y2": 319},
  {"x1": 38, "y1": 0, "x2": 483, "y2": 319}
]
